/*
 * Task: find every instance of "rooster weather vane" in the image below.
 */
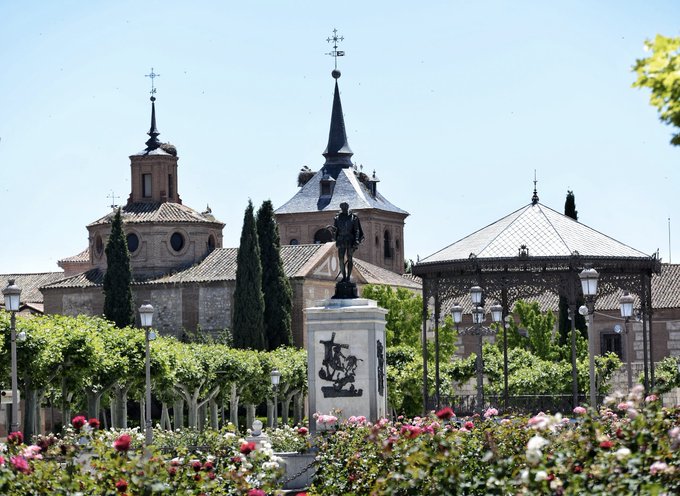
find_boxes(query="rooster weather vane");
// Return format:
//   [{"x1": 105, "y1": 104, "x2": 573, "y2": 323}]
[{"x1": 318, "y1": 332, "x2": 363, "y2": 398}]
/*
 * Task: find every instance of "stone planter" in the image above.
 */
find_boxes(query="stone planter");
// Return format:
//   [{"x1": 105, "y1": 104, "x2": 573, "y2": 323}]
[{"x1": 276, "y1": 451, "x2": 317, "y2": 490}]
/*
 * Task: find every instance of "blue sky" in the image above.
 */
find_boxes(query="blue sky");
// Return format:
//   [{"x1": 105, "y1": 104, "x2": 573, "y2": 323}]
[{"x1": 1, "y1": 1, "x2": 679, "y2": 274}]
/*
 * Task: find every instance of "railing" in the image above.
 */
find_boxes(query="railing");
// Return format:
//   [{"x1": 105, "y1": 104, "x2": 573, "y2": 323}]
[{"x1": 431, "y1": 394, "x2": 603, "y2": 416}]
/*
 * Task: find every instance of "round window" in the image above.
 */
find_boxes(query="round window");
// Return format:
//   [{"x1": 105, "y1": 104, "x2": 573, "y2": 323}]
[
  {"x1": 127, "y1": 233, "x2": 139, "y2": 253},
  {"x1": 95, "y1": 235, "x2": 104, "y2": 256},
  {"x1": 171, "y1": 232, "x2": 185, "y2": 252}
]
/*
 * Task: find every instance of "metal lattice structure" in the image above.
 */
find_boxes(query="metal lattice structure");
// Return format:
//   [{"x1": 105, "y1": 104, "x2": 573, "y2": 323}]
[{"x1": 413, "y1": 198, "x2": 661, "y2": 412}]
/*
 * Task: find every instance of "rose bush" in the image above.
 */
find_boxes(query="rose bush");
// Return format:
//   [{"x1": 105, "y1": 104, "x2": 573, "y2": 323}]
[{"x1": 310, "y1": 388, "x2": 680, "y2": 495}]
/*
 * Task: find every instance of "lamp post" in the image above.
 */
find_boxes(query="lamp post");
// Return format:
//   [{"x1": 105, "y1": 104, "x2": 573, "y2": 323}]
[
  {"x1": 3, "y1": 280, "x2": 21, "y2": 433},
  {"x1": 139, "y1": 302, "x2": 154, "y2": 446},
  {"x1": 619, "y1": 292, "x2": 635, "y2": 391},
  {"x1": 452, "y1": 287, "x2": 502, "y2": 414},
  {"x1": 270, "y1": 368, "x2": 281, "y2": 428},
  {"x1": 578, "y1": 268, "x2": 599, "y2": 408}
]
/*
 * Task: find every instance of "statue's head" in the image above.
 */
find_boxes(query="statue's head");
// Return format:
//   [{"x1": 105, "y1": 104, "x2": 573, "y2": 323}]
[{"x1": 340, "y1": 202, "x2": 349, "y2": 212}]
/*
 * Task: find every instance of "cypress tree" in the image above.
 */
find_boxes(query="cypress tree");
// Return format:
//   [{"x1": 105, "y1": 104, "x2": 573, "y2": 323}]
[
  {"x1": 103, "y1": 208, "x2": 134, "y2": 328},
  {"x1": 232, "y1": 200, "x2": 266, "y2": 350},
  {"x1": 256, "y1": 200, "x2": 293, "y2": 350},
  {"x1": 558, "y1": 190, "x2": 586, "y2": 344}
]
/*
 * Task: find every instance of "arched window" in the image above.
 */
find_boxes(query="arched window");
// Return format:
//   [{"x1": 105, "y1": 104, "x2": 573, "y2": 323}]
[
  {"x1": 207, "y1": 234, "x2": 216, "y2": 253},
  {"x1": 384, "y1": 230, "x2": 392, "y2": 259}
]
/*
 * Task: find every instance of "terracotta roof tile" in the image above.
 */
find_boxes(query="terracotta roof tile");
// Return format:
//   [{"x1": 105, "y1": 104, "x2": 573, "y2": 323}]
[
  {"x1": 88, "y1": 202, "x2": 224, "y2": 227},
  {"x1": 1, "y1": 273, "x2": 68, "y2": 302}
]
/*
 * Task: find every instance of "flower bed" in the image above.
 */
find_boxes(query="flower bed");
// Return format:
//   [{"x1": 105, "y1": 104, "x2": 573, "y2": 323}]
[{"x1": 310, "y1": 387, "x2": 679, "y2": 495}]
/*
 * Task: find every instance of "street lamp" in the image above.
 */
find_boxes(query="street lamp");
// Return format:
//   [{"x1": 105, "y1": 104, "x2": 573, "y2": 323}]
[
  {"x1": 139, "y1": 302, "x2": 154, "y2": 446},
  {"x1": 578, "y1": 267, "x2": 599, "y2": 408},
  {"x1": 3, "y1": 280, "x2": 21, "y2": 434},
  {"x1": 619, "y1": 292, "x2": 635, "y2": 391},
  {"x1": 270, "y1": 368, "x2": 281, "y2": 428},
  {"x1": 454, "y1": 287, "x2": 502, "y2": 414}
]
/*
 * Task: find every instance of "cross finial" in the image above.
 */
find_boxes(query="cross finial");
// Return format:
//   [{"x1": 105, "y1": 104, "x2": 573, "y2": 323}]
[
  {"x1": 107, "y1": 190, "x2": 120, "y2": 210},
  {"x1": 531, "y1": 169, "x2": 539, "y2": 205},
  {"x1": 326, "y1": 28, "x2": 345, "y2": 71},
  {"x1": 145, "y1": 67, "x2": 160, "y2": 99}
]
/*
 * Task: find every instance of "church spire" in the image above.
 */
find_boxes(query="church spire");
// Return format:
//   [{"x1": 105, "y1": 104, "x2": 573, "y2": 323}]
[
  {"x1": 323, "y1": 29, "x2": 353, "y2": 168},
  {"x1": 144, "y1": 68, "x2": 161, "y2": 151}
]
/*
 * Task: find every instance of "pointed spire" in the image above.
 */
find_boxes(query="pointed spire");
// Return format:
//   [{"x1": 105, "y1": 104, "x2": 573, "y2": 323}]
[
  {"x1": 145, "y1": 96, "x2": 161, "y2": 151},
  {"x1": 323, "y1": 73, "x2": 353, "y2": 167}
]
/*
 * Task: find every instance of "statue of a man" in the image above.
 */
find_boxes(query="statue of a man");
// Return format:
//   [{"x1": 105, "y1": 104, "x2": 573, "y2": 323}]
[{"x1": 333, "y1": 202, "x2": 364, "y2": 282}]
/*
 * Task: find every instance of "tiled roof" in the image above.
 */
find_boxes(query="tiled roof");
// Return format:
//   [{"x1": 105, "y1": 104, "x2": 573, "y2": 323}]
[
  {"x1": 275, "y1": 168, "x2": 408, "y2": 216},
  {"x1": 40, "y1": 269, "x2": 104, "y2": 289},
  {"x1": 139, "y1": 244, "x2": 327, "y2": 284},
  {"x1": 421, "y1": 202, "x2": 651, "y2": 263},
  {"x1": 59, "y1": 248, "x2": 90, "y2": 264},
  {"x1": 1, "y1": 273, "x2": 68, "y2": 303},
  {"x1": 88, "y1": 202, "x2": 224, "y2": 227},
  {"x1": 353, "y1": 259, "x2": 422, "y2": 290}
]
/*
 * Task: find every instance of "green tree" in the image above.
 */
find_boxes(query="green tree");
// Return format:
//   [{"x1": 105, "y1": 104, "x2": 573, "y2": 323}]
[
  {"x1": 558, "y1": 190, "x2": 586, "y2": 344},
  {"x1": 103, "y1": 208, "x2": 134, "y2": 328},
  {"x1": 361, "y1": 285, "x2": 422, "y2": 347},
  {"x1": 232, "y1": 200, "x2": 266, "y2": 350},
  {"x1": 633, "y1": 35, "x2": 680, "y2": 146},
  {"x1": 256, "y1": 200, "x2": 293, "y2": 350}
]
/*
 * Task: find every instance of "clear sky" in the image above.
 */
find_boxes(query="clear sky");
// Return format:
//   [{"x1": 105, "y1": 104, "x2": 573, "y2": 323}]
[{"x1": 1, "y1": 1, "x2": 679, "y2": 274}]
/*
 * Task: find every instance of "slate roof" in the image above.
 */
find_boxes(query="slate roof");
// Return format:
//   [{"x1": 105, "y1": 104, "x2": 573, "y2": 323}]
[
  {"x1": 421, "y1": 202, "x2": 651, "y2": 264},
  {"x1": 1, "y1": 273, "x2": 67, "y2": 303},
  {"x1": 275, "y1": 167, "x2": 408, "y2": 216},
  {"x1": 88, "y1": 202, "x2": 223, "y2": 227}
]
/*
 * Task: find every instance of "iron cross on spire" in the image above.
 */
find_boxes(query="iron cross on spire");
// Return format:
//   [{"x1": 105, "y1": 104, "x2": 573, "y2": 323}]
[
  {"x1": 145, "y1": 67, "x2": 160, "y2": 97},
  {"x1": 107, "y1": 190, "x2": 120, "y2": 210},
  {"x1": 326, "y1": 28, "x2": 345, "y2": 70}
]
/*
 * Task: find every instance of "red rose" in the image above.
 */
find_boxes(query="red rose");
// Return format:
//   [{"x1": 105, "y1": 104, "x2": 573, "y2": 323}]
[
  {"x1": 208, "y1": 472, "x2": 216, "y2": 480},
  {"x1": 464, "y1": 421, "x2": 474, "y2": 430},
  {"x1": 115, "y1": 479, "x2": 128, "y2": 493},
  {"x1": 88, "y1": 418, "x2": 101, "y2": 429},
  {"x1": 194, "y1": 473, "x2": 202, "y2": 482},
  {"x1": 599, "y1": 440, "x2": 614, "y2": 449},
  {"x1": 72, "y1": 415, "x2": 87, "y2": 430},
  {"x1": 113, "y1": 434, "x2": 132, "y2": 452},
  {"x1": 7, "y1": 431, "x2": 23, "y2": 445},
  {"x1": 298, "y1": 427, "x2": 309, "y2": 436},
  {"x1": 240, "y1": 441, "x2": 256, "y2": 455},
  {"x1": 247, "y1": 490, "x2": 266, "y2": 496},
  {"x1": 168, "y1": 467, "x2": 177, "y2": 477},
  {"x1": 203, "y1": 460, "x2": 214, "y2": 471},
  {"x1": 192, "y1": 460, "x2": 202, "y2": 472},
  {"x1": 436, "y1": 407, "x2": 455, "y2": 420},
  {"x1": 573, "y1": 465, "x2": 582, "y2": 474}
]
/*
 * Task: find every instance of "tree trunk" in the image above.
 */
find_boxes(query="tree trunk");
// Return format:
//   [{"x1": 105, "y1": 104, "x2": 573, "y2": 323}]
[
  {"x1": 61, "y1": 377, "x2": 73, "y2": 428},
  {"x1": 293, "y1": 393, "x2": 304, "y2": 425},
  {"x1": 160, "y1": 402, "x2": 171, "y2": 430},
  {"x1": 111, "y1": 384, "x2": 129, "y2": 428},
  {"x1": 266, "y1": 398, "x2": 274, "y2": 428},
  {"x1": 281, "y1": 389, "x2": 298, "y2": 426},
  {"x1": 229, "y1": 384, "x2": 240, "y2": 429},
  {"x1": 86, "y1": 391, "x2": 102, "y2": 420},
  {"x1": 23, "y1": 387, "x2": 38, "y2": 441},
  {"x1": 246, "y1": 404, "x2": 255, "y2": 432},
  {"x1": 209, "y1": 399, "x2": 219, "y2": 430},
  {"x1": 173, "y1": 399, "x2": 184, "y2": 430}
]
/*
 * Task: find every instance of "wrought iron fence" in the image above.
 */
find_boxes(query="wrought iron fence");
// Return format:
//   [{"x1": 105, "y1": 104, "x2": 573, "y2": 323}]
[{"x1": 431, "y1": 394, "x2": 603, "y2": 416}]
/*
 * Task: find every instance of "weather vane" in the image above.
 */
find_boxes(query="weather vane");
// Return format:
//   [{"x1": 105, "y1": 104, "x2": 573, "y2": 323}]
[
  {"x1": 326, "y1": 29, "x2": 345, "y2": 70},
  {"x1": 145, "y1": 67, "x2": 160, "y2": 97},
  {"x1": 107, "y1": 190, "x2": 120, "y2": 210},
  {"x1": 532, "y1": 170, "x2": 539, "y2": 205}
]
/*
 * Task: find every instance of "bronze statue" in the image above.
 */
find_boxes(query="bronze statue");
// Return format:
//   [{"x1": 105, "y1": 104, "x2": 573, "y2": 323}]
[{"x1": 332, "y1": 202, "x2": 364, "y2": 283}]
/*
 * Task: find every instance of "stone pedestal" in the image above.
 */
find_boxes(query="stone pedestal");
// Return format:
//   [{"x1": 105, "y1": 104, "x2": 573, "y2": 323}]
[{"x1": 305, "y1": 298, "x2": 387, "y2": 434}]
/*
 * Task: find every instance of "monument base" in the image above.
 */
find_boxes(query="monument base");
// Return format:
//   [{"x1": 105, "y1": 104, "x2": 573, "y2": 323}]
[
  {"x1": 332, "y1": 281, "x2": 358, "y2": 299},
  {"x1": 305, "y1": 298, "x2": 387, "y2": 434}
]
